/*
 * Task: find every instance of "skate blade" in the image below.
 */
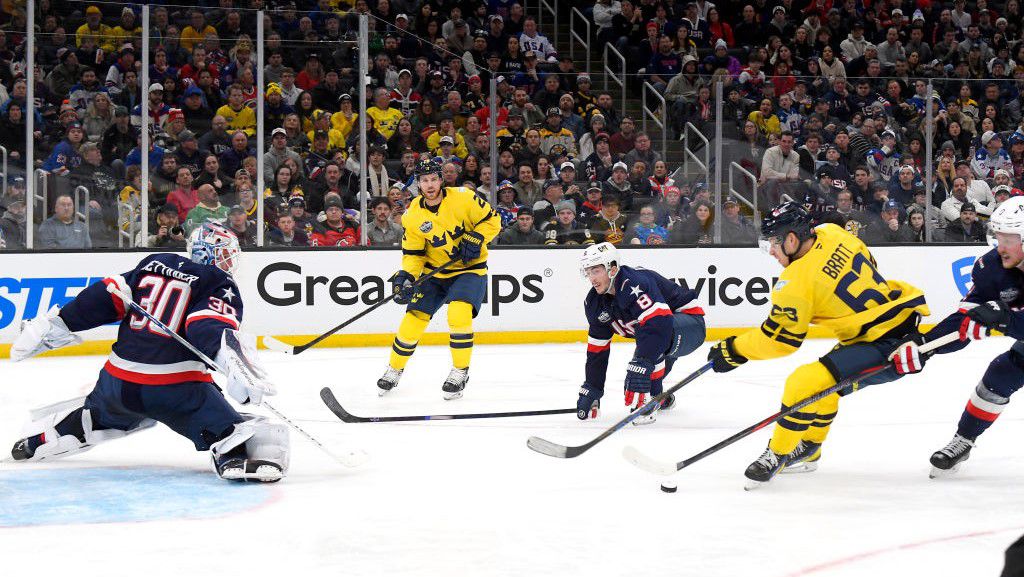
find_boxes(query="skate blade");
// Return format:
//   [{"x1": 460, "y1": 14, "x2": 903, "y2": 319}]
[
  {"x1": 743, "y1": 478, "x2": 771, "y2": 491},
  {"x1": 929, "y1": 463, "x2": 963, "y2": 479},
  {"x1": 631, "y1": 413, "x2": 658, "y2": 426},
  {"x1": 780, "y1": 461, "x2": 818, "y2": 474},
  {"x1": 220, "y1": 465, "x2": 283, "y2": 483},
  {"x1": 442, "y1": 391, "x2": 464, "y2": 400}
]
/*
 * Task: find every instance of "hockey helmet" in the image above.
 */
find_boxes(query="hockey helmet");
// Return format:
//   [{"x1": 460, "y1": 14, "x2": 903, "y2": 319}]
[
  {"x1": 414, "y1": 157, "x2": 444, "y2": 180},
  {"x1": 988, "y1": 196, "x2": 1024, "y2": 246},
  {"x1": 760, "y1": 201, "x2": 813, "y2": 245},
  {"x1": 188, "y1": 222, "x2": 242, "y2": 276},
  {"x1": 580, "y1": 242, "x2": 620, "y2": 279}
]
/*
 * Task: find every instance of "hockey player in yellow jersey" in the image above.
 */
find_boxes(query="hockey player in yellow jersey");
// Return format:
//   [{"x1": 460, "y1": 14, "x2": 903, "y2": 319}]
[
  {"x1": 706, "y1": 201, "x2": 930, "y2": 489},
  {"x1": 377, "y1": 158, "x2": 501, "y2": 399}
]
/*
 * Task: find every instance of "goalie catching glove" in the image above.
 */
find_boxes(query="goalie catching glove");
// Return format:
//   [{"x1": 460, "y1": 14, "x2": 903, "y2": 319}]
[
  {"x1": 216, "y1": 330, "x2": 277, "y2": 406},
  {"x1": 10, "y1": 306, "x2": 83, "y2": 362}
]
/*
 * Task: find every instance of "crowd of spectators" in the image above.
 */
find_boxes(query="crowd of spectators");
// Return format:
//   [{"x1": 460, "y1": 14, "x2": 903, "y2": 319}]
[
  {"x1": 591, "y1": 0, "x2": 1024, "y2": 243},
  {"x1": 0, "y1": 0, "x2": 1023, "y2": 251}
]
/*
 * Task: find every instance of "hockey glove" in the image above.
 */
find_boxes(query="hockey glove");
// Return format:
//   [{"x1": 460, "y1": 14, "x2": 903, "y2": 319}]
[
  {"x1": 10, "y1": 306, "x2": 82, "y2": 362},
  {"x1": 624, "y1": 356, "x2": 654, "y2": 395},
  {"x1": 456, "y1": 231, "x2": 485, "y2": 263},
  {"x1": 889, "y1": 334, "x2": 927, "y2": 375},
  {"x1": 707, "y1": 336, "x2": 747, "y2": 373},
  {"x1": 390, "y1": 270, "x2": 416, "y2": 305},
  {"x1": 577, "y1": 383, "x2": 602, "y2": 420},
  {"x1": 959, "y1": 301, "x2": 1010, "y2": 341},
  {"x1": 217, "y1": 330, "x2": 277, "y2": 406}
]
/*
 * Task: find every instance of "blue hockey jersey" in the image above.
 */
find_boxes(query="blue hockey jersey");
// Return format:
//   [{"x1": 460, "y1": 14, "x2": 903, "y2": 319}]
[
  {"x1": 59, "y1": 253, "x2": 242, "y2": 385},
  {"x1": 928, "y1": 249, "x2": 1024, "y2": 354},
  {"x1": 583, "y1": 266, "x2": 703, "y2": 389}
]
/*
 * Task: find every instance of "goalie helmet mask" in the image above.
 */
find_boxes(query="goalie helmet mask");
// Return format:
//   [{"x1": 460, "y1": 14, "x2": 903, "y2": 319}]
[{"x1": 188, "y1": 222, "x2": 242, "y2": 276}]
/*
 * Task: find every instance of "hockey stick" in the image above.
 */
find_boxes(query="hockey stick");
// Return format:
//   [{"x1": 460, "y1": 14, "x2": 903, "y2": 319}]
[
  {"x1": 262, "y1": 257, "x2": 459, "y2": 355},
  {"x1": 321, "y1": 387, "x2": 576, "y2": 422},
  {"x1": 526, "y1": 361, "x2": 715, "y2": 459},
  {"x1": 622, "y1": 332, "x2": 961, "y2": 476},
  {"x1": 105, "y1": 283, "x2": 369, "y2": 469}
]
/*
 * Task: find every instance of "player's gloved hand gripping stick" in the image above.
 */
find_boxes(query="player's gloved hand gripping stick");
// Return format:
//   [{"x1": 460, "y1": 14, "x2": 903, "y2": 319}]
[
  {"x1": 621, "y1": 332, "x2": 960, "y2": 478},
  {"x1": 105, "y1": 282, "x2": 369, "y2": 469},
  {"x1": 262, "y1": 257, "x2": 458, "y2": 355}
]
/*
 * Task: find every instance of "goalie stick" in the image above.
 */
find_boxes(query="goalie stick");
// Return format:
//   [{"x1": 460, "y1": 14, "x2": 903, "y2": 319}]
[
  {"x1": 320, "y1": 387, "x2": 575, "y2": 422},
  {"x1": 263, "y1": 258, "x2": 457, "y2": 355},
  {"x1": 622, "y1": 331, "x2": 961, "y2": 476},
  {"x1": 525, "y1": 361, "x2": 714, "y2": 459},
  {"x1": 105, "y1": 283, "x2": 369, "y2": 469}
]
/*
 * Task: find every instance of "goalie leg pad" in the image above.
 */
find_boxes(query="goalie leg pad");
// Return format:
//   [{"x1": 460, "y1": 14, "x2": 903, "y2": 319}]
[
  {"x1": 13, "y1": 398, "x2": 155, "y2": 461},
  {"x1": 210, "y1": 415, "x2": 290, "y2": 482}
]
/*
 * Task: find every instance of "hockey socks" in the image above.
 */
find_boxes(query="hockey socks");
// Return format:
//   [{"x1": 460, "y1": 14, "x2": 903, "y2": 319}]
[
  {"x1": 957, "y1": 382, "x2": 1009, "y2": 440},
  {"x1": 447, "y1": 301, "x2": 474, "y2": 370},
  {"x1": 388, "y1": 311, "x2": 431, "y2": 370}
]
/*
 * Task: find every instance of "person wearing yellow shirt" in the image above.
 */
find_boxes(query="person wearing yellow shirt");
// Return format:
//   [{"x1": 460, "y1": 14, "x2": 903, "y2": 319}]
[
  {"x1": 747, "y1": 98, "x2": 782, "y2": 137},
  {"x1": 306, "y1": 110, "x2": 347, "y2": 151},
  {"x1": 330, "y1": 93, "x2": 358, "y2": 140},
  {"x1": 180, "y1": 11, "x2": 217, "y2": 51},
  {"x1": 76, "y1": 5, "x2": 116, "y2": 53},
  {"x1": 215, "y1": 84, "x2": 256, "y2": 137},
  {"x1": 706, "y1": 202, "x2": 929, "y2": 489},
  {"x1": 365, "y1": 88, "x2": 404, "y2": 139},
  {"x1": 425, "y1": 115, "x2": 469, "y2": 158},
  {"x1": 377, "y1": 158, "x2": 501, "y2": 400},
  {"x1": 109, "y1": 7, "x2": 141, "y2": 51}
]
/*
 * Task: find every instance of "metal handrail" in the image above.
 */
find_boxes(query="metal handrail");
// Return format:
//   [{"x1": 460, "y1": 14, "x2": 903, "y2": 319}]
[
  {"x1": 641, "y1": 82, "x2": 668, "y2": 161},
  {"x1": 728, "y1": 162, "x2": 759, "y2": 219},
  {"x1": 26, "y1": 168, "x2": 48, "y2": 249},
  {"x1": 538, "y1": 0, "x2": 558, "y2": 54},
  {"x1": 569, "y1": 7, "x2": 591, "y2": 74},
  {"x1": 0, "y1": 145, "x2": 7, "y2": 201},
  {"x1": 73, "y1": 185, "x2": 91, "y2": 233},
  {"x1": 603, "y1": 44, "x2": 626, "y2": 118},
  {"x1": 682, "y1": 122, "x2": 710, "y2": 183}
]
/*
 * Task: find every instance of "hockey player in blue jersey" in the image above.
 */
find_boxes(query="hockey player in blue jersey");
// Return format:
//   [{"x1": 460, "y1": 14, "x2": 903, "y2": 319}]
[
  {"x1": 8, "y1": 223, "x2": 288, "y2": 482},
  {"x1": 891, "y1": 196, "x2": 1024, "y2": 478},
  {"x1": 577, "y1": 243, "x2": 707, "y2": 425}
]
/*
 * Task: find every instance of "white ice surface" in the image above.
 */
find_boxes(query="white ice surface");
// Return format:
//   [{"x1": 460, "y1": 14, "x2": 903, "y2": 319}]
[{"x1": 1, "y1": 340, "x2": 1023, "y2": 577}]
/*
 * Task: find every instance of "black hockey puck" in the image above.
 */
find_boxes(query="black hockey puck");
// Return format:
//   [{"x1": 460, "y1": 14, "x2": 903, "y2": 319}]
[{"x1": 660, "y1": 481, "x2": 677, "y2": 493}]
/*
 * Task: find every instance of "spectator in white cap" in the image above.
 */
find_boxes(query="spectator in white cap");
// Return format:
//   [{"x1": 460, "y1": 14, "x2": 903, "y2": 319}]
[
  {"x1": 972, "y1": 130, "x2": 1013, "y2": 179},
  {"x1": 603, "y1": 160, "x2": 633, "y2": 200},
  {"x1": 993, "y1": 168, "x2": 1014, "y2": 189},
  {"x1": 264, "y1": 126, "x2": 302, "y2": 182}
]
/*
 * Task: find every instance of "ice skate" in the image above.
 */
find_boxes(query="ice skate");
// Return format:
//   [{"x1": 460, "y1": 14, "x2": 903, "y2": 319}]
[
  {"x1": 929, "y1": 434, "x2": 974, "y2": 479},
  {"x1": 631, "y1": 393, "x2": 674, "y2": 426},
  {"x1": 377, "y1": 367, "x2": 403, "y2": 396},
  {"x1": 744, "y1": 447, "x2": 788, "y2": 490},
  {"x1": 215, "y1": 454, "x2": 284, "y2": 483},
  {"x1": 442, "y1": 367, "x2": 469, "y2": 400},
  {"x1": 10, "y1": 434, "x2": 44, "y2": 461},
  {"x1": 781, "y1": 441, "x2": 822, "y2": 474}
]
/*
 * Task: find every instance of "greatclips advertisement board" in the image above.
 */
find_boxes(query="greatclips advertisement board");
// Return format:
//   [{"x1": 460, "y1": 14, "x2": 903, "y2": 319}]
[{"x1": 0, "y1": 245, "x2": 988, "y2": 347}]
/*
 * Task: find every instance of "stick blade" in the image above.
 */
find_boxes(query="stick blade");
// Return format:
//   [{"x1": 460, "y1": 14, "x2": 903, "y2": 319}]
[
  {"x1": 319, "y1": 387, "x2": 363, "y2": 423},
  {"x1": 622, "y1": 445, "x2": 678, "y2": 476},
  {"x1": 262, "y1": 335, "x2": 296, "y2": 355},
  {"x1": 526, "y1": 436, "x2": 571, "y2": 458}
]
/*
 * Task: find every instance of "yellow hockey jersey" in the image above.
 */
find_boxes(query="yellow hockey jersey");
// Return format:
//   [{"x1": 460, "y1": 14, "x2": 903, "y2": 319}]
[
  {"x1": 734, "y1": 223, "x2": 929, "y2": 360},
  {"x1": 401, "y1": 187, "x2": 502, "y2": 279}
]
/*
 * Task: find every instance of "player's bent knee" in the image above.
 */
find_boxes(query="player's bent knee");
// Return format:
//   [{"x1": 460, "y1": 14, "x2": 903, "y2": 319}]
[
  {"x1": 781, "y1": 362, "x2": 837, "y2": 406},
  {"x1": 210, "y1": 415, "x2": 290, "y2": 481},
  {"x1": 667, "y1": 313, "x2": 706, "y2": 359}
]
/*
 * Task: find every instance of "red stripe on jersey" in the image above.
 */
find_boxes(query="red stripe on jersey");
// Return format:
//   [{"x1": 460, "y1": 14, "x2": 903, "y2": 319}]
[
  {"x1": 638, "y1": 307, "x2": 672, "y2": 326},
  {"x1": 680, "y1": 306, "x2": 705, "y2": 316},
  {"x1": 102, "y1": 279, "x2": 126, "y2": 320},
  {"x1": 104, "y1": 361, "x2": 214, "y2": 385},
  {"x1": 587, "y1": 343, "x2": 611, "y2": 353},
  {"x1": 965, "y1": 400, "x2": 1001, "y2": 422},
  {"x1": 185, "y1": 312, "x2": 240, "y2": 330}
]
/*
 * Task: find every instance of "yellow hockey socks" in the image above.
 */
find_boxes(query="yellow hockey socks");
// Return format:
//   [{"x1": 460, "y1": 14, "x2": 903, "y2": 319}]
[
  {"x1": 389, "y1": 311, "x2": 430, "y2": 370},
  {"x1": 447, "y1": 301, "x2": 474, "y2": 370},
  {"x1": 769, "y1": 362, "x2": 838, "y2": 456}
]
